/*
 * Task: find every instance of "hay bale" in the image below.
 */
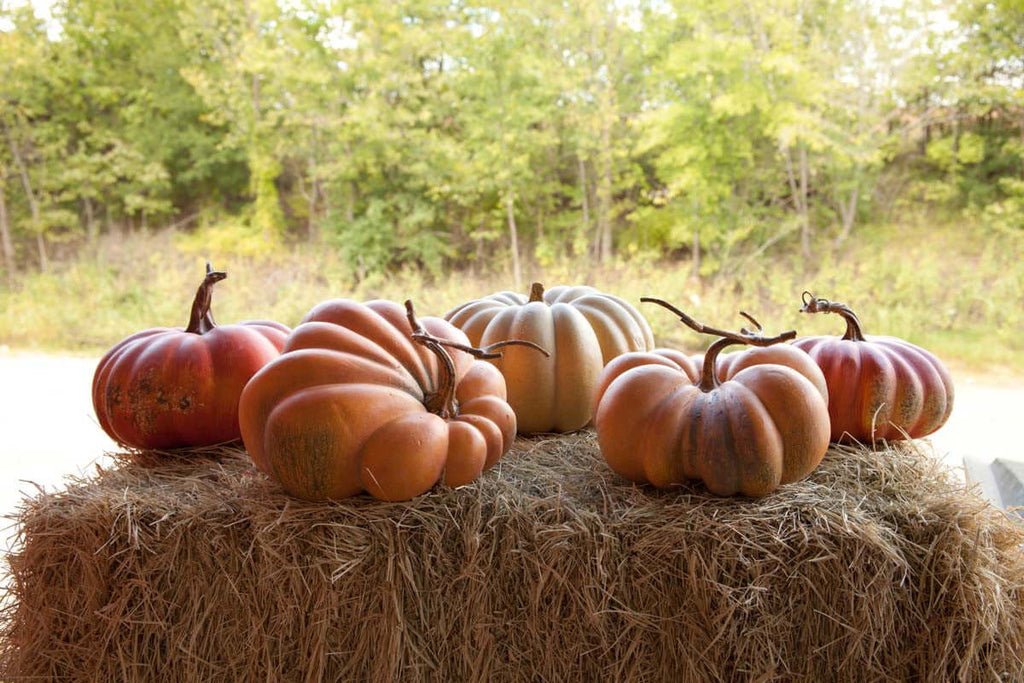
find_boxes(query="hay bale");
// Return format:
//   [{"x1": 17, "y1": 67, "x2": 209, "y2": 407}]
[{"x1": 2, "y1": 434, "x2": 1023, "y2": 682}]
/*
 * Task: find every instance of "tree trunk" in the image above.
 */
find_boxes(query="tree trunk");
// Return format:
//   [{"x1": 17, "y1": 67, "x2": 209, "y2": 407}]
[
  {"x1": 505, "y1": 192, "x2": 522, "y2": 292},
  {"x1": 836, "y1": 186, "x2": 859, "y2": 245},
  {"x1": 578, "y1": 155, "x2": 590, "y2": 251},
  {"x1": 0, "y1": 170, "x2": 14, "y2": 286},
  {"x1": 692, "y1": 227, "x2": 700, "y2": 280},
  {"x1": 595, "y1": 111, "x2": 613, "y2": 263},
  {"x1": 799, "y1": 146, "x2": 810, "y2": 260},
  {"x1": 244, "y1": 0, "x2": 261, "y2": 118},
  {"x1": 306, "y1": 125, "x2": 319, "y2": 241},
  {"x1": 785, "y1": 146, "x2": 811, "y2": 261},
  {"x1": 346, "y1": 180, "x2": 356, "y2": 223},
  {"x1": 84, "y1": 196, "x2": 97, "y2": 243},
  {"x1": 596, "y1": 8, "x2": 618, "y2": 266},
  {"x1": 3, "y1": 118, "x2": 47, "y2": 272}
]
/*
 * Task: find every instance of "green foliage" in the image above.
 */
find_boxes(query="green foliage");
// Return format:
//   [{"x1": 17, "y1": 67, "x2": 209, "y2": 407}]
[
  {"x1": 0, "y1": 0, "x2": 1021, "y2": 292},
  {"x1": 2, "y1": 221, "x2": 1021, "y2": 376}
]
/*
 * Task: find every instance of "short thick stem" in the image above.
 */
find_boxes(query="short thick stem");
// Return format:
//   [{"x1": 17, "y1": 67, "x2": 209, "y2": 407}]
[
  {"x1": 699, "y1": 337, "x2": 742, "y2": 392},
  {"x1": 185, "y1": 262, "x2": 227, "y2": 335},
  {"x1": 529, "y1": 282, "x2": 545, "y2": 303}
]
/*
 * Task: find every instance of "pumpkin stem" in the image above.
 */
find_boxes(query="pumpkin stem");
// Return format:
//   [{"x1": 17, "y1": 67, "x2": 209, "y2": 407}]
[
  {"x1": 528, "y1": 282, "x2": 545, "y2": 302},
  {"x1": 799, "y1": 291, "x2": 865, "y2": 341},
  {"x1": 185, "y1": 262, "x2": 227, "y2": 335},
  {"x1": 404, "y1": 300, "x2": 548, "y2": 418},
  {"x1": 640, "y1": 297, "x2": 797, "y2": 392}
]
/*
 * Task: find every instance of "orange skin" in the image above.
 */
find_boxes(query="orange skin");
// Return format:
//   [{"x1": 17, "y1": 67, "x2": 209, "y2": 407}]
[
  {"x1": 91, "y1": 266, "x2": 288, "y2": 450},
  {"x1": 445, "y1": 282, "x2": 655, "y2": 434},
  {"x1": 795, "y1": 293, "x2": 954, "y2": 443},
  {"x1": 594, "y1": 302, "x2": 831, "y2": 498},
  {"x1": 239, "y1": 299, "x2": 517, "y2": 502},
  {"x1": 595, "y1": 344, "x2": 828, "y2": 409}
]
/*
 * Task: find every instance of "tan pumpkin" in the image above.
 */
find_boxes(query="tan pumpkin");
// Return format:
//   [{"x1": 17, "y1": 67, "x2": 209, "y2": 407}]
[
  {"x1": 445, "y1": 282, "x2": 655, "y2": 433},
  {"x1": 594, "y1": 300, "x2": 831, "y2": 497}
]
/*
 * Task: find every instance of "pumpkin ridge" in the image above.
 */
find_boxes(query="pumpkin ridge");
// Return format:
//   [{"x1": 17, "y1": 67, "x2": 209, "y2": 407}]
[
  {"x1": 551, "y1": 303, "x2": 602, "y2": 432},
  {"x1": 571, "y1": 302, "x2": 631, "y2": 364},
  {"x1": 639, "y1": 380, "x2": 699, "y2": 487},
  {"x1": 878, "y1": 341, "x2": 945, "y2": 436},
  {"x1": 366, "y1": 300, "x2": 438, "y2": 394},
  {"x1": 724, "y1": 382, "x2": 784, "y2": 497}
]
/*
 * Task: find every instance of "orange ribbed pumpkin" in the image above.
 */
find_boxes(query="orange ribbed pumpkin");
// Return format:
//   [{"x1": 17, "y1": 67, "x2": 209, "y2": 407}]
[
  {"x1": 239, "y1": 299, "x2": 542, "y2": 501},
  {"x1": 794, "y1": 292, "x2": 954, "y2": 443},
  {"x1": 594, "y1": 300, "x2": 830, "y2": 497},
  {"x1": 91, "y1": 263, "x2": 289, "y2": 450},
  {"x1": 445, "y1": 282, "x2": 655, "y2": 433}
]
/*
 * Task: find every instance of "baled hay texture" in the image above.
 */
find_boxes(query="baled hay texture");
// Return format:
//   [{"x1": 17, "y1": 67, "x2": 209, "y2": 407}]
[{"x1": 2, "y1": 434, "x2": 1023, "y2": 682}]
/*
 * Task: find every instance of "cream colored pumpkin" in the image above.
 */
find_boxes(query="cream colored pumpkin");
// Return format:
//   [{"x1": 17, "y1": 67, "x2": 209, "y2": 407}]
[{"x1": 445, "y1": 282, "x2": 655, "y2": 433}]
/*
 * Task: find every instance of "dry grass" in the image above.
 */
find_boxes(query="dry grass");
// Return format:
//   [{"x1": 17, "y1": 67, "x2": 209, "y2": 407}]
[{"x1": 2, "y1": 433, "x2": 1023, "y2": 681}]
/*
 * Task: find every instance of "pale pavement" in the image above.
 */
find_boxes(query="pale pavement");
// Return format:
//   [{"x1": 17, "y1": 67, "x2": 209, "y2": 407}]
[{"x1": 1, "y1": 351, "x2": 1021, "y2": 554}]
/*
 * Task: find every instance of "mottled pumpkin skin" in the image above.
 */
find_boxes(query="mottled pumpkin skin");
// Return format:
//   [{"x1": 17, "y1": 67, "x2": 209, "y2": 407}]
[
  {"x1": 793, "y1": 335, "x2": 953, "y2": 443},
  {"x1": 445, "y1": 284, "x2": 655, "y2": 434},
  {"x1": 92, "y1": 321, "x2": 289, "y2": 450},
  {"x1": 238, "y1": 299, "x2": 516, "y2": 502},
  {"x1": 594, "y1": 348, "x2": 830, "y2": 497},
  {"x1": 595, "y1": 344, "x2": 828, "y2": 409}
]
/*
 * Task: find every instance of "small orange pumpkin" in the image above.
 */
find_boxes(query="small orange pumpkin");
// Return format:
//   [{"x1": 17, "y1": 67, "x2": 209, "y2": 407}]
[
  {"x1": 239, "y1": 299, "x2": 545, "y2": 501},
  {"x1": 594, "y1": 300, "x2": 830, "y2": 497},
  {"x1": 92, "y1": 263, "x2": 289, "y2": 450},
  {"x1": 794, "y1": 292, "x2": 954, "y2": 443},
  {"x1": 445, "y1": 282, "x2": 655, "y2": 433}
]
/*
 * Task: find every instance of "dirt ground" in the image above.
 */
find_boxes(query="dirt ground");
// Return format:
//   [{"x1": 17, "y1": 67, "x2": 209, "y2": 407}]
[{"x1": 2, "y1": 351, "x2": 1022, "y2": 553}]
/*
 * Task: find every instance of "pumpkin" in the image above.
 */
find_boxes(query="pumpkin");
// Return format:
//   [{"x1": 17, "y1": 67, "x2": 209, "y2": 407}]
[
  {"x1": 92, "y1": 263, "x2": 289, "y2": 450},
  {"x1": 238, "y1": 299, "x2": 545, "y2": 501},
  {"x1": 444, "y1": 282, "x2": 655, "y2": 433},
  {"x1": 594, "y1": 299, "x2": 830, "y2": 497},
  {"x1": 595, "y1": 343, "x2": 828, "y2": 409},
  {"x1": 794, "y1": 291, "x2": 954, "y2": 443}
]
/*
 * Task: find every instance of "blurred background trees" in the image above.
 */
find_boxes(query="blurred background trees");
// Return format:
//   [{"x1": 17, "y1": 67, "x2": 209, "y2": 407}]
[{"x1": 0, "y1": 0, "x2": 1021, "y2": 285}]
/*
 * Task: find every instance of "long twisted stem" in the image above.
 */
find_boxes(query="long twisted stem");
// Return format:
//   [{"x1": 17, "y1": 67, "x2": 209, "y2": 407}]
[{"x1": 641, "y1": 297, "x2": 796, "y2": 392}]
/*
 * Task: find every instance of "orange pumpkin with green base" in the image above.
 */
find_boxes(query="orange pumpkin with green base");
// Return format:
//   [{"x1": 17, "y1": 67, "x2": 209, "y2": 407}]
[{"x1": 239, "y1": 299, "x2": 545, "y2": 501}]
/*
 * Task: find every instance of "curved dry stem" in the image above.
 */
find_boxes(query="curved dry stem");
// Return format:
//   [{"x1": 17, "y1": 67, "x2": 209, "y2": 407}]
[
  {"x1": 640, "y1": 297, "x2": 796, "y2": 391},
  {"x1": 185, "y1": 262, "x2": 227, "y2": 335},
  {"x1": 799, "y1": 291, "x2": 865, "y2": 341},
  {"x1": 405, "y1": 300, "x2": 548, "y2": 418}
]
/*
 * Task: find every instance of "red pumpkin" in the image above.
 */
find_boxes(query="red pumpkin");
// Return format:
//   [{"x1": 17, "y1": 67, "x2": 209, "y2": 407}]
[
  {"x1": 238, "y1": 299, "x2": 545, "y2": 501},
  {"x1": 594, "y1": 300, "x2": 830, "y2": 497},
  {"x1": 92, "y1": 263, "x2": 289, "y2": 450},
  {"x1": 794, "y1": 292, "x2": 954, "y2": 443}
]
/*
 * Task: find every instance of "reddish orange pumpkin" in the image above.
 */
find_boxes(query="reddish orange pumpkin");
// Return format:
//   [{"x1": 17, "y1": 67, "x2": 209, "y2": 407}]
[
  {"x1": 92, "y1": 264, "x2": 289, "y2": 450},
  {"x1": 238, "y1": 299, "x2": 543, "y2": 501},
  {"x1": 595, "y1": 300, "x2": 830, "y2": 497},
  {"x1": 794, "y1": 292, "x2": 954, "y2": 443}
]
